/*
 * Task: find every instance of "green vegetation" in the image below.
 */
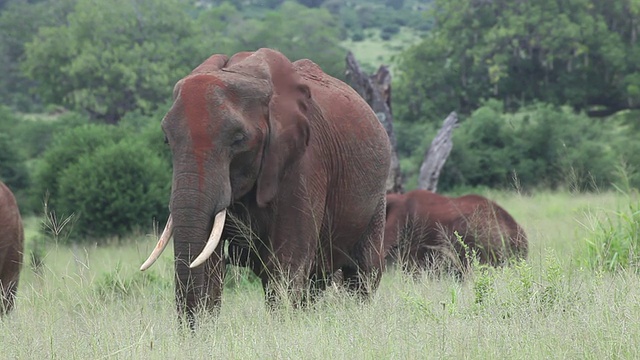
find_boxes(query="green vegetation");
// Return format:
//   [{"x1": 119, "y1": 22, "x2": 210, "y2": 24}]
[
  {"x1": 396, "y1": 0, "x2": 640, "y2": 121},
  {"x1": 28, "y1": 116, "x2": 171, "y2": 241},
  {"x1": 2, "y1": 192, "x2": 640, "y2": 358},
  {"x1": 0, "y1": 0, "x2": 638, "y2": 259},
  {"x1": 22, "y1": 0, "x2": 204, "y2": 123},
  {"x1": 583, "y1": 194, "x2": 640, "y2": 271}
]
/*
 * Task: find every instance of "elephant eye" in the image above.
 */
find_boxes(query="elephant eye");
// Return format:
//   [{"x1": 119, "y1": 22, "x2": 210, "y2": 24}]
[
  {"x1": 164, "y1": 136, "x2": 169, "y2": 145},
  {"x1": 231, "y1": 132, "x2": 246, "y2": 147}
]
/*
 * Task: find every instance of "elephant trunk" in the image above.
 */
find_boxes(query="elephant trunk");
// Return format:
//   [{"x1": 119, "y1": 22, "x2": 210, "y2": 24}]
[{"x1": 170, "y1": 181, "x2": 230, "y2": 325}]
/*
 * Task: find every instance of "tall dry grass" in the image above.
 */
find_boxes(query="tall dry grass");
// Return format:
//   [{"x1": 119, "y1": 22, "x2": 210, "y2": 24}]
[{"x1": 2, "y1": 191, "x2": 639, "y2": 359}]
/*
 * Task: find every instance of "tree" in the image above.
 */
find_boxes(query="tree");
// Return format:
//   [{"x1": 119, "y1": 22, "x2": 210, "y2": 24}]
[
  {"x1": 0, "y1": 0, "x2": 75, "y2": 111},
  {"x1": 230, "y1": 1, "x2": 347, "y2": 78},
  {"x1": 396, "y1": 0, "x2": 640, "y2": 124},
  {"x1": 297, "y1": 0, "x2": 325, "y2": 7},
  {"x1": 346, "y1": 52, "x2": 403, "y2": 193},
  {"x1": 23, "y1": 0, "x2": 204, "y2": 123},
  {"x1": 0, "y1": 107, "x2": 29, "y2": 192}
]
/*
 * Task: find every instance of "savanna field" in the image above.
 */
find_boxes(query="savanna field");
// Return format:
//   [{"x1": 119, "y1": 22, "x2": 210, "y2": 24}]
[
  {"x1": 2, "y1": 0, "x2": 640, "y2": 359},
  {"x1": 2, "y1": 190, "x2": 639, "y2": 359}
]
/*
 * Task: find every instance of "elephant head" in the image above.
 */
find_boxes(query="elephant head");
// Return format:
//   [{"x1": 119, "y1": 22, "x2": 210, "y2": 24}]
[{"x1": 139, "y1": 49, "x2": 311, "y2": 322}]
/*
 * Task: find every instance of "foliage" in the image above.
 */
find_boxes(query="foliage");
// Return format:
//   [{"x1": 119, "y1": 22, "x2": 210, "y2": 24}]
[
  {"x1": 583, "y1": 195, "x2": 640, "y2": 272},
  {"x1": 0, "y1": 0, "x2": 75, "y2": 111},
  {"x1": 56, "y1": 138, "x2": 170, "y2": 240},
  {"x1": 396, "y1": 0, "x2": 640, "y2": 124},
  {"x1": 432, "y1": 101, "x2": 618, "y2": 191},
  {"x1": 94, "y1": 265, "x2": 170, "y2": 299},
  {"x1": 22, "y1": 0, "x2": 204, "y2": 123},
  {"x1": 31, "y1": 123, "x2": 124, "y2": 214},
  {"x1": 226, "y1": 1, "x2": 347, "y2": 78},
  {"x1": 0, "y1": 107, "x2": 29, "y2": 191},
  {"x1": 0, "y1": 133, "x2": 29, "y2": 191},
  {"x1": 9, "y1": 111, "x2": 89, "y2": 160}
]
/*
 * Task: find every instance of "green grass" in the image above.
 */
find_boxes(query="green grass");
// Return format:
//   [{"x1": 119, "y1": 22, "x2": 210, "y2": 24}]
[
  {"x1": 341, "y1": 26, "x2": 423, "y2": 73},
  {"x1": 3, "y1": 191, "x2": 640, "y2": 358}
]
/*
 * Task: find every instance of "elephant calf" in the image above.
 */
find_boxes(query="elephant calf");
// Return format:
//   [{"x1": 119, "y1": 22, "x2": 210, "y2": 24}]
[
  {"x1": 384, "y1": 190, "x2": 528, "y2": 274},
  {"x1": 0, "y1": 181, "x2": 24, "y2": 315}
]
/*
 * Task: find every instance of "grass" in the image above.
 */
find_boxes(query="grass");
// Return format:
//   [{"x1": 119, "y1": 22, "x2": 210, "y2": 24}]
[
  {"x1": 2, "y1": 191, "x2": 640, "y2": 358},
  {"x1": 341, "y1": 26, "x2": 423, "y2": 73}
]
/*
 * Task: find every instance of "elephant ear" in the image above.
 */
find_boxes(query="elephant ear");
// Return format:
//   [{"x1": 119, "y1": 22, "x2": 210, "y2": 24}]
[
  {"x1": 256, "y1": 50, "x2": 311, "y2": 207},
  {"x1": 192, "y1": 54, "x2": 229, "y2": 74}
]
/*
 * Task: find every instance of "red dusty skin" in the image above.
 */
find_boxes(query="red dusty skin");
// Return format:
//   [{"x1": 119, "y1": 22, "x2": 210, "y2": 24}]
[{"x1": 181, "y1": 74, "x2": 227, "y2": 191}]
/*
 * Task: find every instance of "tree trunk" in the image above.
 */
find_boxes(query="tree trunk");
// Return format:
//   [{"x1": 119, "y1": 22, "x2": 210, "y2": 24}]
[
  {"x1": 418, "y1": 111, "x2": 458, "y2": 192},
  {"x1": 345, "y1": 51, "x2": 403, "y2": 193}
]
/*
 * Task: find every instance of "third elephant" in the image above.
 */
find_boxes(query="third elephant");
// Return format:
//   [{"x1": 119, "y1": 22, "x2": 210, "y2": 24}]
[{"x1": 384, "y1": 190, "x2": 528, "y2": 273}]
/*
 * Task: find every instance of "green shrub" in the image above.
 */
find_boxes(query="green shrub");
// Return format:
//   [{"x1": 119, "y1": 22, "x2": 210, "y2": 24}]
[
  {"x1": 437, "y1": 101, "x2": 618, "y2": 191},
  {"x1": 57, "y1": 139, "x2": 170, "y2": 240},
  {"x1": 118, "y1": 108, "x2": 172, "y2": 166},
  {"x1": 0, "y1": 133, "x2": 29, "y2": 192},
  {"x1": 583, "y1": 196, "x2": 640, "y2": 272},
  {"x1": 380, "y1": 23, "x2": 400, "y2": 40},
  {"x1": 11, "y1": 111, "x2": 89, "y2": 159},
  {"x1": 351, "y1": 30, "x2": 365, "y2": 42},
  {"x1": 31, "y1": 124, "x2": 125, "y2": 211},
  {"x1": 0, "y1": 107, "x2": 29, "y2": 193},
  {"x1": 94, "y1": 265, "x2": 170, "y2": 300}
]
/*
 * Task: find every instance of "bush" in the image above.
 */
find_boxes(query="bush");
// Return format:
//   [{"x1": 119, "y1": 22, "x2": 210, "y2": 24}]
[
  {"x1": 57, "y1": 139, "x2": 170, "y2": 240},
  {"x1": 0, "y1": 133, "x2": 29, "y2": 192},
  {"x1": 437, "y1": 101, "x2": 618, "y2": 191},
  {"x1": 380, "y1": 23, "x2": 400, "y2": 40},
  {"x1": 11, "y1": 111, "x2": 88, "y2": 159},
  {"x1": 31, "y1": 124, "x2": 125, "y2": 212},
  {"x1": 351, "y1": 30, "x2": 365, "y2": 42},
  {"x1": 0, "y1": 107, "x2": 29, "y2": 193}
]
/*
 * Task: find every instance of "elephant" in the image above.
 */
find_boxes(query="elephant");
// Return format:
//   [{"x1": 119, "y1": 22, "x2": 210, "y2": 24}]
[
  {"x1": 0, "y1": 181, "x2": 24, "y2": 315},
  {"x1": 140, "y1": 48, "x2": 391, "y2": 326},
  {"x1": 384, "y1": 190, "x2": 527, "y2": 275}
]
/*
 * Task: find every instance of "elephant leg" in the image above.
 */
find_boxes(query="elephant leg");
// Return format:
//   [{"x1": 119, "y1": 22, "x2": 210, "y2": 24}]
[
  {"x1": 0, "y1": 244, "x2": 21, "y2": 316},
  {"x1": 260, "y1": 214, "x2": 321, "y2": 309},
  {"x1": 342, "y1": 197, "x2": 386, "y2": 299},
  {"x1": 307, "y1": 271, "x2": 332, "y2": 303},
  {"x1": 202, "y1": 245, "x2": 226, "y2": 312},
  {"x1": 176, "y1": 244, "x2": 225, "y2": 330},
  {"x1": 260, "y1": 252, "x2": 314, "y2": 310},
  {"x1": 0, "y1": 270, "x2": 19, "y2": 315}
]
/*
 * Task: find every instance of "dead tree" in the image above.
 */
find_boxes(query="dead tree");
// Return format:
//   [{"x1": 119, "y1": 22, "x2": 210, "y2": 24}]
[
  {"x1": 418, "y1": 111, "x2": 458, "y2": 192},
  {"x1": 345, "y1": 51, "x2": 403, "y2": 193}
]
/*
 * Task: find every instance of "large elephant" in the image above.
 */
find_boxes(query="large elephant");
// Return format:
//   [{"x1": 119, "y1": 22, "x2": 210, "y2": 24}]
[
  {"x1": 140, "y1": 48, "x2": 391, "y2": 326},
  {"x1": 0, "y1": 181, "x2": 24, "y2": 315},
  {"x1": 384, "y1": 190, "x2": 527, "y2": 274}
]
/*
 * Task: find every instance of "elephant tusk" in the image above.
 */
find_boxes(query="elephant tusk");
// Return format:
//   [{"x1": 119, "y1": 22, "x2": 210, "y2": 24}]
[
  {"x1": 189, "y1": 209, "x2": 227, "y2": 268},
  {"x1": 140, "y1": 215, "x2": 174, "y2": 271}
]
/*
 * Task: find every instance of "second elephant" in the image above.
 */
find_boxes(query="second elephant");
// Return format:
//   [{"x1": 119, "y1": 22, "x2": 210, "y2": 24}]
[
  {"x1": 0, "y1": 181, "x2": 24, "y2": 315},
  {"x1": 384, "y1": 190, "x2": 528, "y2": 273}
]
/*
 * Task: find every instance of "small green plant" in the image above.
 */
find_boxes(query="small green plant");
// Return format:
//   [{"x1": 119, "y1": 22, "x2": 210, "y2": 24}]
[
  {"x1": 538, "y1": 252, "x2": 563, "y2": 309},
  {"x1": 94, "y1": 264, "x2": 169, "y2": 299},
  {"x1": 583, "y1": 195, "x2": 640, "y2": 272},
  {"x1": 473, "y1": 267, "x2": 495, "y2": 306},
  {"x1": 57, "y1": 139, "x2": 170, "y2": 240},
  {"x1": 507, "y1": 258, "x2": 534, "y2": 303}
]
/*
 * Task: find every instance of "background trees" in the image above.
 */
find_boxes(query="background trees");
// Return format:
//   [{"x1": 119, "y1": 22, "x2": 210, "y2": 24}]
[
  {"x1": 22, "y1": 0, "x2": 203, "y2": 123},
  {"x1": 1, "y1": 0, "x2": 639, "y2": 241},
  {"x1": 396, "y1": 0, "x2": 640, "y2": 124}
]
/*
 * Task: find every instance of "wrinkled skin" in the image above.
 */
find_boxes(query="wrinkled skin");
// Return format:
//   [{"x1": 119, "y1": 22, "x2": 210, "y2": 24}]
[
  {"x1": 0, "y1": 181, "x2": 24, "y2": 315},
  {"x1": 384, "y1": 190, "x2": 527, "y2": 274},
  {"x1": 160, "y1": 48, "x2": 391, "y2": 326}
]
